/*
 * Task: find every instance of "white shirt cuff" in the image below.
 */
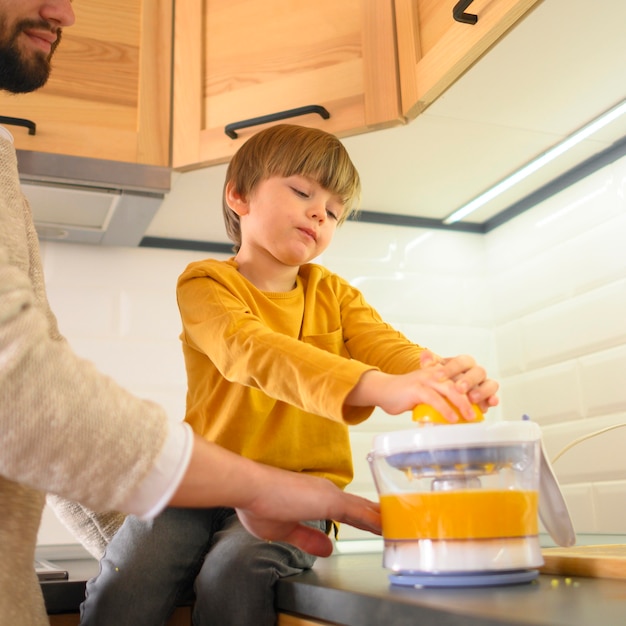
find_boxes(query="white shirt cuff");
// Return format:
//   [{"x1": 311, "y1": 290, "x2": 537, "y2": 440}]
[
  {"x1": 0, "y1": 126, "x2": 14, "y2": 143},
  {"x1": 118, "y1": 421, "x2": 194, "y2": 519}
]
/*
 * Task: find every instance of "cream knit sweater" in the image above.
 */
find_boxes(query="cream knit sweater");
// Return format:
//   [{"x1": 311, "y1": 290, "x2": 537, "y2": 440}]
[{"x1": 0, "y1": 138, "x2": 169, "y2": 623}]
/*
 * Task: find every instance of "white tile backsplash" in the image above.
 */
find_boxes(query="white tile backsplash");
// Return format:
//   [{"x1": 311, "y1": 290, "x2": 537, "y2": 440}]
[
  {"x1": 559, "y1": 484, "x2": 596, "y2": 534},
  {"x1": 592, "y1": 481, "x2": 626, "y2": 534},
  {"x1": 37, "y1": 154, "x2": 626, "y2": 545},
  {"x1": 493, "y1": 320, "x2": 526, "y2": 376},
  {"x1": 579, "y1": 345, "x2": 626, "y2": 416},
  {"x1": 520, "y1": 281, "x2": 626, "y2": 368},
  {"x1": 489, "y1": 155, "x2": 626, "y2": 536},
  {"x1": 499, "y1": 361, "x2": 583, "y2": 425},
  {"x1": 484, "y1": 166, "x2": 620, "y2": 272}
]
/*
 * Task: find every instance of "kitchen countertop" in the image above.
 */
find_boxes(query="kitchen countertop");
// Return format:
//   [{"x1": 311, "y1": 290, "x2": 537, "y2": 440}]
[{"x1": 40, "y1": 547, "x2": 626, "y2": 625}]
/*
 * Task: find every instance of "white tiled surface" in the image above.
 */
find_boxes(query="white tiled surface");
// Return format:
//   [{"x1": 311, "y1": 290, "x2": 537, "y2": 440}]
[
  {"x1": 487, "y1": 154, "x2": 626, "y2": 538},
  {"x1": 37, "y1": 154, "x2": 626, "y2": 545}
]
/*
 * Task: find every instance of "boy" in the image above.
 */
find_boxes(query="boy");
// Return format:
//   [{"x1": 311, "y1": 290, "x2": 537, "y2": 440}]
[{"x1": 80, "y1": 125, "x2": 498, "y2": 625}]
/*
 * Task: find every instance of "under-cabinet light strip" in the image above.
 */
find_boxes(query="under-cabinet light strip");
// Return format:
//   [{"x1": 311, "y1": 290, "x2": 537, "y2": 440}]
[{"x1": 443, "y1": 98, "x2": 626, "y2": 225}]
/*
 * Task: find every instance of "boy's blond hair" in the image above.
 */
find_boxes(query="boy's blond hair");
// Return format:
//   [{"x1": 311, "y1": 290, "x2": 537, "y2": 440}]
[{"x1": 222, "y1": 124, "x2": 361, "y2": 251}]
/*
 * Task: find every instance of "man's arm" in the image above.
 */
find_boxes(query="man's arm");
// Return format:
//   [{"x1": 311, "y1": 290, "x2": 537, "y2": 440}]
[
  {"x1": 1, "y1": 259, "x2": 380, "y2": 556},
  {"x1": 173, "y1": 433, "x2": 381, "y2": 557}
]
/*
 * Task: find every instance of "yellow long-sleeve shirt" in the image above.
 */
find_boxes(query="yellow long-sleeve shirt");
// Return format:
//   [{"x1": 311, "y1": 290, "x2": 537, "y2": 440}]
[{"x1": 177, "y1": 258, "x2": 425, "y2": 489}]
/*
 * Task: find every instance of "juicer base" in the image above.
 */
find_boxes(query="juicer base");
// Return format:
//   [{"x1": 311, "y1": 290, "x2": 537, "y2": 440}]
[
  {"x1": 384, "y1": 536, "x2": 543, "y2": 573},
  {"x1": 389, "y1": 569, "x2": 539, "y2": 588}
]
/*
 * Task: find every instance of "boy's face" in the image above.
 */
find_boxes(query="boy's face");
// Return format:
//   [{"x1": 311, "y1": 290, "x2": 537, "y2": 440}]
[
  {"x1": 0, "y1": 0, "x2": 74, "y2": 93},
  {"x1": 228, "y1": 175, "x2": 344, "y2": 267}
]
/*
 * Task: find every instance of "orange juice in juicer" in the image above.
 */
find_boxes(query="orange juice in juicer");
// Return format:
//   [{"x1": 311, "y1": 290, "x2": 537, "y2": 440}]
[{"x1": 367, "y1": 406, "x2": 575, "y2": 588}]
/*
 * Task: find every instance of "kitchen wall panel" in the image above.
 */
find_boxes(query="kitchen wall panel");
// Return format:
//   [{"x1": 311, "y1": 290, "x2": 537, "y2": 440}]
[
  {"x1": 488, "y1": 153, "x2": 626, "y2": 537},
  {"x1": 36, "y1": 153, "x2": 626, "y2": 546}
]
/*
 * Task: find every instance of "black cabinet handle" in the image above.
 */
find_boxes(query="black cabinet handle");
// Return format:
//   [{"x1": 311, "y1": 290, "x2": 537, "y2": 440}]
[
  {"x1": 453, "y1": 0, "x2": 478, "y2": 24},
  {"x1": 224, "y1": 105, "x2": 330, "y2": 139},
  {"x1": 0, "y1": 115, "x2": 36, "y2": 135}
]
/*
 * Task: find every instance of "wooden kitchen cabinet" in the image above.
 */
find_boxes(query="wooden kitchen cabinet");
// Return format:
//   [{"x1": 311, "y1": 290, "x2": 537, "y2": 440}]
[
  {"x1": 49, "y1": 609, "x2": 319, "y2": 626},
  {"x1": 278, "y1": 614, "x2": 335, "y2": 626},
  {"x1": 0, "y1": 0, "x2": 543, "y2": 171},
  {"x1": 49, "y1": 607, "x2": 192, "y2": 626},
  {"x1": 394, "y1": 0, "x2": 543, "y2": 119},
  {"x1": 0, "y1": 0, "x2": 172, "y2": 166},
  {"x1": 172, "y1": 0, "x2": 402, "y2": 170}
]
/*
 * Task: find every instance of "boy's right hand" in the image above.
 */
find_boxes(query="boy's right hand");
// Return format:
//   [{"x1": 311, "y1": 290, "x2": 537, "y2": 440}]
[
  {"x1": 420, "y1": 350, "x2": 500, "y2": 413},
  {"x1": 345, "y1": 366, "x2": 477, "y2": 423}
]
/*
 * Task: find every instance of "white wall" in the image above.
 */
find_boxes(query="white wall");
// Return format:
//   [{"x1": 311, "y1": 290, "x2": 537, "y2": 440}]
[
  {"x1": 36, "y1": 153, "x2": 626, "y2": 545},
  {"x1": 486, "y1": 154, "x2": 626, "y2": 536}
]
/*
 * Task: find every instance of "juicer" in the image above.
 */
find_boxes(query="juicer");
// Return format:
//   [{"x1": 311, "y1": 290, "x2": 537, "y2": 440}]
[{"x1": 367, "y1": 413, "x2": 575, "y2": 587}]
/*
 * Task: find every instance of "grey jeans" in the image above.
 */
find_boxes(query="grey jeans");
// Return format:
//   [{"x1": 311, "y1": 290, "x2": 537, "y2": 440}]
[{"x1": 79, "y1": 507, "x2": 323, "y2": 626}]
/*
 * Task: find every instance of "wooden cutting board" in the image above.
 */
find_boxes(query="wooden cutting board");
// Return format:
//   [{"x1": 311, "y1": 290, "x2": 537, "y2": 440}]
[{"x1": 540, "y1": 544, "x2": 626, "y2": 580}]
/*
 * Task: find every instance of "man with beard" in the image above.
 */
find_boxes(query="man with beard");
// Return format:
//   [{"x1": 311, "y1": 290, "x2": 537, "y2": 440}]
[
  {"x1": 0, "y1": 3, "x2": 381, "y2": 624},
  {"x1": 0, "y1": 2, "x2": 63, "y2": 92}
]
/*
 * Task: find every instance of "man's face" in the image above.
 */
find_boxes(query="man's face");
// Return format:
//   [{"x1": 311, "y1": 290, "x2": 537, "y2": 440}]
[{"x1": 0, "y1": 1, "x2": 75, "y2": 93}]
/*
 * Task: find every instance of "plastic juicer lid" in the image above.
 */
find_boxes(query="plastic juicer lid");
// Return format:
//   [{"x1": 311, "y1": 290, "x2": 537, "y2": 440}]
[
  {"x1": 372, "y1": 420, "x2": 541, "y2": 454},
  {"x1": 371, "y1": 420, "x2": 576, "y2": 548}
]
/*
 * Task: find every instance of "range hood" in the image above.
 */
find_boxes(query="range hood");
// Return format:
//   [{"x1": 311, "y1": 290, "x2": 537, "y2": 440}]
[{"x1": 16, "y1": 150, "x2": 171, "y2": 247}]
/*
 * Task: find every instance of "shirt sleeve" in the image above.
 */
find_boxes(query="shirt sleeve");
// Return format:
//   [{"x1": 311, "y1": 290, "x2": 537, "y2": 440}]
[
  {"x1": 178, "y1": 270, "x2": 375, "y2": 423},
  {"x1": 333, "y1": 274, "x2": 426, "y2": 373},
  {"x1": 0, "y1": 256, "x2": 170, "y2": 513}
]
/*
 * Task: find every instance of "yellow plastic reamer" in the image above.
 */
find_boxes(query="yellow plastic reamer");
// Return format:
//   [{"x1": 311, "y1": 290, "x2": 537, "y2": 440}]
[{"x1": 412, "y1": 399, "x2": 484, "y2": 424}]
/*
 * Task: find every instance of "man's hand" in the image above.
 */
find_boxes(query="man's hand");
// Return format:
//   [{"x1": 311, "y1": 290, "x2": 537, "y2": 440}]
[
  {"x1": 171, "y1": 436, "x2": 380, "y2": 557},
  {"x1": 236, "y1": 472, "x2": 381, "y2": 557}
]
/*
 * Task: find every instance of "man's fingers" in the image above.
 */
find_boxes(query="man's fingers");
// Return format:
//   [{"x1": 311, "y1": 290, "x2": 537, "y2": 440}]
[
  {"x1": 335, "y1": 495, "x2": 382, "y2": 535},
  {"x1": 277, "y1": 524, "x2": 333, "y2": 557}
]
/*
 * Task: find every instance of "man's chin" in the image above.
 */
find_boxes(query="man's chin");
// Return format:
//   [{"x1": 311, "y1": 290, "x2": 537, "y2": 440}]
[
  {"x1": 0, "y1": 25, "x2": 57, "y2": 94},
  {"x1": 0, "y1": 53, "x2": 51, "y2": 93}
]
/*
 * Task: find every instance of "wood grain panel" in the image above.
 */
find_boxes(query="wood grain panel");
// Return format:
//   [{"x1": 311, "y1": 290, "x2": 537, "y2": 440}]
[
  {"x1": 540, "y1": 544, "x2": 626, "y2": 580},
  {"x1": 137, "y1": 0, "x2": 173, "y2": 165},
  {"x1": 70, "y1": 0, "x2": 140, "y2": 45},
  {"x1": 46, "y1": 36, "x2": 139, "y2": 107},
  {"x1": 173, "y1": 0, "x2": 401, "y2": 170},
  {"x1": 49, "y1": 606, "x2": 192, "y2": 626},
  {"x1": 278, "y1": 613, "x2": 340, "y2": 626}
]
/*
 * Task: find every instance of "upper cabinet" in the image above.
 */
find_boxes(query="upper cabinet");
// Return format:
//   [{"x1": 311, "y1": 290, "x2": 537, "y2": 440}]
[
  {"x1": 172, "y1": 0, "x2": 402, "y2": 171},
  {"x1": 395, "y1": 0, "x2": 543, "y2": 120},
  {"x1": 0, "y1": 0, "x2": 541, "y2": 171},
  {"x1": 0, "y1": 0, "x2": 172, "y2": 167}
]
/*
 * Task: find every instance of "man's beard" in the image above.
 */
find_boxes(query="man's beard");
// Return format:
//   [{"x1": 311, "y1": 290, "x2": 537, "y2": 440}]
[{"x1": 0, "y1": 18, "x2": 61, "y2": 94}]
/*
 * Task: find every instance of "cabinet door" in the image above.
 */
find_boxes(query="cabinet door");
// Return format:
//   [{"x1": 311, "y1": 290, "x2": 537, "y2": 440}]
[
  {"x1": 395, "y1": 0, "x2": 543, "y2": 119},
  {"x1": 0, "y1": 0, "x2": 172, "y2": 166},
  {"x1": 173, "y1": 0, "x2": 402, "y2": 170}
]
